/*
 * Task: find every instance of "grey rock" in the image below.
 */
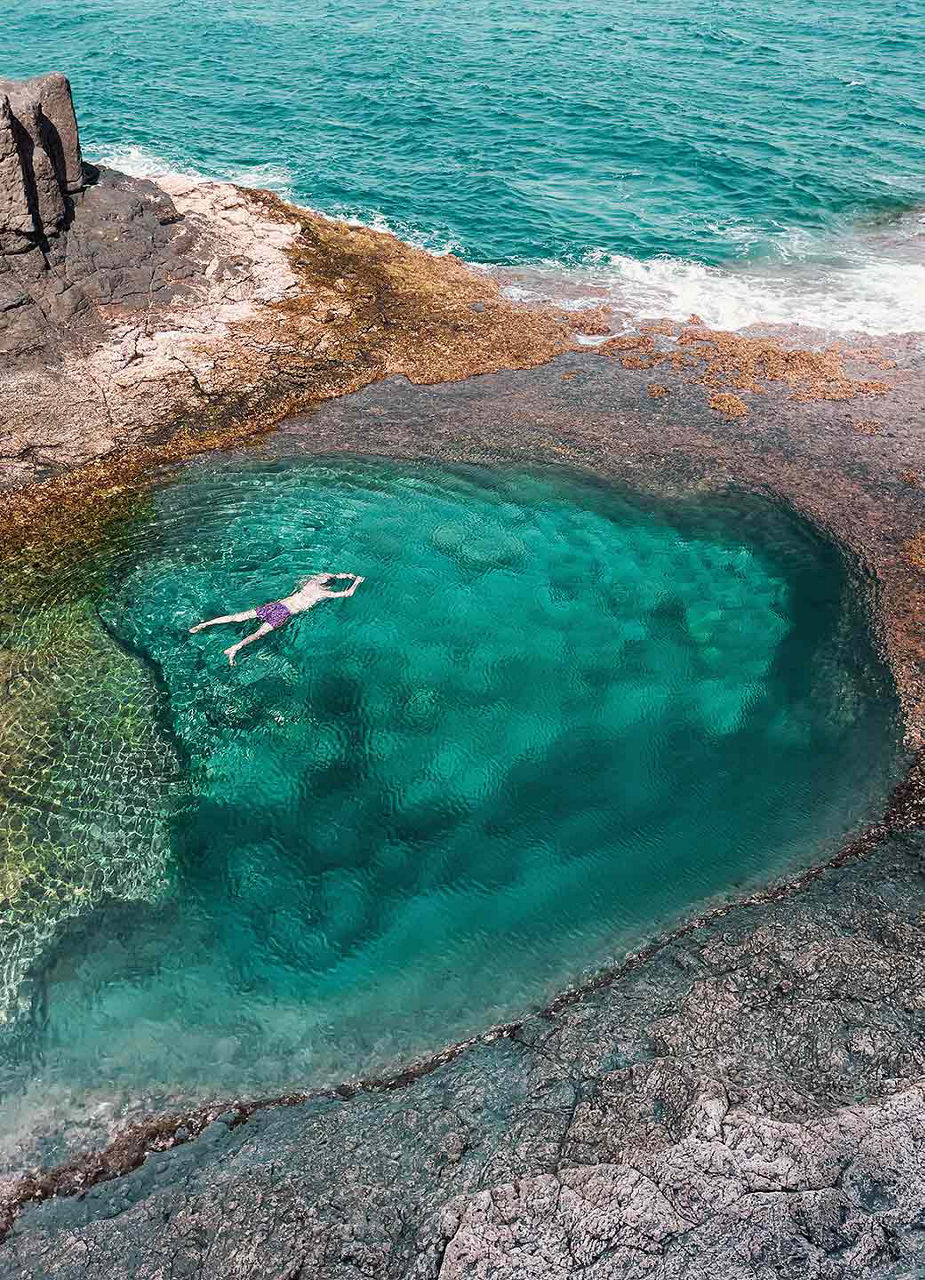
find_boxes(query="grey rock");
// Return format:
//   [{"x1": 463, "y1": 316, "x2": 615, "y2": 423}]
[
  {"x1": 14, "y1": 97, "x2": 66, "y2": 235},
  {"x1": 0, "y1": 73, "x2": 82, "y2": 190},
  {"x1": 28, "y1": 72, "x2": 83, "y2": 194},
  {"x1": 0, "y1": 94, "x2": 33, "y2": 249},
  {"x1": 0, "y1": 165, "x2": 192, "y2": 364},
  {"x1": 0, "y1": 73, "x2": 82, "y2": 249}
]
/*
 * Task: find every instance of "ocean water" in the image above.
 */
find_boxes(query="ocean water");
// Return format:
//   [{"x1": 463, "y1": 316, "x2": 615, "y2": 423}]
[
  {"x1": 0, "y1": 458, "x2": 901, "y2": 1161},
  {"x1": 2, "y1": 0, "x2": 923, "y2": 330}
]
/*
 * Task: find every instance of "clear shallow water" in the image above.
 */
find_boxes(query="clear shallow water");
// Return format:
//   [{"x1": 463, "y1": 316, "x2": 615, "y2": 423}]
[
  {"x1": 0, "y1": 458, "x2": 902, "y2": 1159},
  {"x1": 2, "y1": 0, "x2": 923, "y2": 330}
]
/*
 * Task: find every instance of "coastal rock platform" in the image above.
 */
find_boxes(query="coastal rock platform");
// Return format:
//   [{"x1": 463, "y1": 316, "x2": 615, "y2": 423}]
[{"x1": 1, "y1": 72, "x2": 925, "y2": 1280}]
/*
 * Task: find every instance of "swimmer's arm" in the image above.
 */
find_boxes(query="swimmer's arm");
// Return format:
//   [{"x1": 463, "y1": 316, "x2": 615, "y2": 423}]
[{"x1": 326, "y1": 575, "x2": 365, "y2": 598}]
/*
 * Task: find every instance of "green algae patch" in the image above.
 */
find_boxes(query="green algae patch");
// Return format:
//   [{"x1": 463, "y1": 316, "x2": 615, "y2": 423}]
[{"x1": 0, "y1": 599, "x2": 184, "y2": 1033}]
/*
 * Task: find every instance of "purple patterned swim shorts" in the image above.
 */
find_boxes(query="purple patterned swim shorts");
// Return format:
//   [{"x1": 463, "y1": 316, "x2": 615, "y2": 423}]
[{"x1": 255, "y1": 601, "x2": 292, "y2": 630}]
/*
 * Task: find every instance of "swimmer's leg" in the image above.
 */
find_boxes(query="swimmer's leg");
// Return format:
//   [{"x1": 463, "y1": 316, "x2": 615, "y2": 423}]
[
  {"x1": 224, "y1": 622, "x2": 272, "y2": 666},
  {"x1": 190, "y1": 609, "x2": 258, "y2": 633}
]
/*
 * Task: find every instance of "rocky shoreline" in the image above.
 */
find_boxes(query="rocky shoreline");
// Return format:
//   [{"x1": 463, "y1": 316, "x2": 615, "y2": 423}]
[{"x1": 1, "y1": 73, "x2": 925, "y2": 1278}]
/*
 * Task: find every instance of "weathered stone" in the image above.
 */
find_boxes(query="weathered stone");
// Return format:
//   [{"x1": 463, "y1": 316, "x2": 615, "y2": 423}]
[
  {"x1": 15, "y1": 95, "x2": 67, "y2": 234},
  {"x1": 0, "y1": 73, "x2": 83, "y2": 250},
  {"x1": 28, "y1": 72, "x2": 82, "y2": 194},
  {"x1": 0, "y1": 95, "x2": 33, "y2": 250}
]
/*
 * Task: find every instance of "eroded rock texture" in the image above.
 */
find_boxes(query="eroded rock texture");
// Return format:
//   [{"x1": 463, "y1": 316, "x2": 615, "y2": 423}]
[
  {"x1": 0, "y1": 73, "x2": 82, "y2": 255},
  {"x1": 3, "y1": 834, "x2": 925, "y2": 1279},
  {"x1": 0, "y1": 72, "x2": 216, "y2": 397}
]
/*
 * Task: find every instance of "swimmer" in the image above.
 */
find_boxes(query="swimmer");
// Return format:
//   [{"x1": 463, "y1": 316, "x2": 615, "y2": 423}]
[{"x1": 189, "y1": 573, "x2": 365, "y2": 665}]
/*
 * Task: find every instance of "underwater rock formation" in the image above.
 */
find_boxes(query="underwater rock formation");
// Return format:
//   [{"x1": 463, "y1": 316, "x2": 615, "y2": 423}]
[{"x1": 3, "y1": 831, "x2": 925, "y2": 1279}]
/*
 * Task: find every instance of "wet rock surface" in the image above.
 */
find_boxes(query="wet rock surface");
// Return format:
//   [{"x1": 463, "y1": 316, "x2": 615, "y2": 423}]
[{"x1": 2, "y1": 831, "x2": 925, "y2": 1278}]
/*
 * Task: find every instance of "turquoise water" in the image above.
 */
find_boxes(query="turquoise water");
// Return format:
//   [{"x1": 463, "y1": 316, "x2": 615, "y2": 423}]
[
  {"x1": 0, "y1": 459, "x2": 901, "y2": 1153},
  {"x1": 2, "y1": 0, "x2": 924, "y2": 328}
]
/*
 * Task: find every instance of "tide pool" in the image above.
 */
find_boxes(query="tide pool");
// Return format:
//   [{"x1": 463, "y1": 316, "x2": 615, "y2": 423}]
[{"x1": 0, "y1": 458, "x2": 901, "y2": 1159}]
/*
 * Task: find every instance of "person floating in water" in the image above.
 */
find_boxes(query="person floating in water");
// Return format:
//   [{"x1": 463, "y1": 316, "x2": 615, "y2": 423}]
[{"x1": 189, "y1": 573, "x2": 365, "y2": 665}]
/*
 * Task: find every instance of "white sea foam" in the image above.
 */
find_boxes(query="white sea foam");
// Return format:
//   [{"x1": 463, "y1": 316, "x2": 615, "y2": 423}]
[
  {"x1": 494, "y1": 214, "x2": 925, "y2": 336},
  {"x1": 336, "y1": 208, "x2": 465, "y2": 257},
  {"x1": 87, "y1": 142, "x2": 295, "y2": 198},
  {"x1": 88, "y1": 142, "x2": 464, "y2": 255}
]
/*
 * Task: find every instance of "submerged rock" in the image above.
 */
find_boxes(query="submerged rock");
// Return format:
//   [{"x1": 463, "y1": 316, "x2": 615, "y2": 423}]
[{"x1": 3, "y1": 832, "x2": 925, "y2": 1278}]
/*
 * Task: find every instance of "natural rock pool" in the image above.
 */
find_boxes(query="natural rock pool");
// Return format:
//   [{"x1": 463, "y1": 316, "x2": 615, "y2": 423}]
[{"x1": 0, "y1": 457, "x2": 904, "y2": 1161}]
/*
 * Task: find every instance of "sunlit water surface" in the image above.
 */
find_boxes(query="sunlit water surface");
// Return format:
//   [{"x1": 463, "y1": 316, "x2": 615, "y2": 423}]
[{"x1": 0, "y1": 458, "x2": 902, "y2": 1160}]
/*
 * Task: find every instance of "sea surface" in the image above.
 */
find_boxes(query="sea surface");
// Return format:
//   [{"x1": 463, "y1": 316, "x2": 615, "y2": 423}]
[
  {"x1": 0, "y1": 459, "x2": 902, "y2": 1164},
  {"x1": 2, "y1": 0, "x2": 924, "y2": 331}
]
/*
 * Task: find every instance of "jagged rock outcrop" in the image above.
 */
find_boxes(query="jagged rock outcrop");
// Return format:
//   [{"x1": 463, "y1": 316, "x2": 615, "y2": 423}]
[
  {"x1": 0, "y1": 73, "x2": 82, "y2": 253},
  {"x1": 0, "y1": 73, "x2": 203, "y2": 375}
]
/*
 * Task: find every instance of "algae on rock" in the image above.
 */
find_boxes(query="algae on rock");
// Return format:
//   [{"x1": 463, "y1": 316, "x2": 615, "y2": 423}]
[{"x1": 0, "y1": 599, "x2": 183, "y2": 1030}]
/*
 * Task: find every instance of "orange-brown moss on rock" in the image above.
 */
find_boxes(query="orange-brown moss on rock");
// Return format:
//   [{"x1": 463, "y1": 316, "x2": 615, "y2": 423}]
[
  {"x1": 677, "y1": 327, "x2": 891, "y2": 404},
  {"x1": 907, "y1": 534, "x2": 925, "y2": 572},
  {"x1": 709, "y1": 392, "x2": 749, "y2": 420},
  {"x1": 240, "y1": 188, "x2": 572, "y2": 392},
  {"x1": 596, "y1": 323, "x2": 890, "y2": 418},
  {"x1": 566, "y1": 306, "x2": 613, "y2": 337},
  {"x1": 621, "y1": 353, "x2": 662, "y2": 371},
  {"x1": 597, "y1": 334, "x2": 656, "y2": 356}
]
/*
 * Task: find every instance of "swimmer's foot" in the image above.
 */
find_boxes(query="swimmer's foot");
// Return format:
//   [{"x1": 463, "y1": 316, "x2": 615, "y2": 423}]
[
  {"x1": 189, "y1": 623, "x2": 205, "y2": 633},
  {"x1": 224, "y1": 646, "x2": 238, "y2": 666}
]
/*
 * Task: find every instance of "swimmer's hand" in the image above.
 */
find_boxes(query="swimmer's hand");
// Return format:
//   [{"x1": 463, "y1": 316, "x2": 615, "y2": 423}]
[
  {"x1": 326, "y1": 574, "x2": 364, "y2": 598},
  {"x1": 224, "y1": 646, "x2": 237, "y2": 666}
]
